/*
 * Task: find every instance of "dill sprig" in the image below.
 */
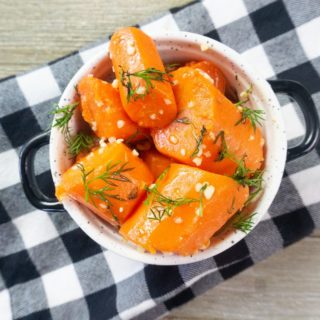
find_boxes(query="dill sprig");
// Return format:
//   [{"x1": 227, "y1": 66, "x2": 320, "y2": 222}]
[
  {"x1": 165, "y1": 63, "x2": 181, "y2": 73},
  {"x1": 235, "y1": 84, "x2": 264, "y2": 131},
  {"x1": 175, "y1": 117, "x2": 192, "y2": 125},
  {"x1": 213, "y1": 130, "x2": 264, "y2": 202},
  {"x1": 235, "y1": 107, "x2": 265, "y2": 131},
  {"x1": 233, "y1": 212, "x2": 257, "y2": 233},
  {"x1": 119, "y1": 67, "x2": 172, "y2": 102},
  {"x1": 68, "y1": 133, "x2": 96, "y2": 157},
  {"x1": 145, "y1": 184, "x2": 199, "y2": 222},
  {"x1": 51, "y1": 102, "x2": 79, "y2": 139},
  {"x1": 197, "y1": 183, "x2": 208, "y2": 217},
  {"x1": 77, "y1": 161, "x2": 134, "y2": 223},
  {"x1": 191, "y1": 126, "x2": 207, "y2": 158},
  {"x1": 124, "y1": 129, "x2": 152, "y2": 147}
]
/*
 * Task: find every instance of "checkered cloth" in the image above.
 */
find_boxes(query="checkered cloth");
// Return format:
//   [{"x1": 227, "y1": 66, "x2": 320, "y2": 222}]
[{"x1": 1, "y1": 0, "x2": 320, "y2": 319}]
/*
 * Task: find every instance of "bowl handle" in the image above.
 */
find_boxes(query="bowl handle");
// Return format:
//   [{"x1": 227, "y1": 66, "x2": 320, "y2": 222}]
[
  {"x1": 268, "y1": 80, "x2": 320, "y2": 162},
  {"x1": 19, "y1": 132, "x2": 64, "y2": 212}
]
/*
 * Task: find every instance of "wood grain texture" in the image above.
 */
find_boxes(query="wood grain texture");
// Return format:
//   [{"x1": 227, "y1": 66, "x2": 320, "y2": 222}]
[{"x1": 1, "y1": 1, "x2": 320, "y2": 319}]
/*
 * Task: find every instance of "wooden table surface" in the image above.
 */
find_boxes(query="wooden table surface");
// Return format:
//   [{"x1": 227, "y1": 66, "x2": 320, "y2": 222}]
[{"x1": 1, "y1": 1, "x2": 320, "y2": 319}]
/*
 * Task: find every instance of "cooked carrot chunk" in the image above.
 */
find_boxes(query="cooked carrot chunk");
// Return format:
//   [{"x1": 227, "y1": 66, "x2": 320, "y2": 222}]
[
  {"x1": 78, "y1": 75, "x2": 139, "y2": 139},
  {"x1": 120, "y1": 164, "x2": 249, "y2": 255},
  {"x1": 141, "y1": 148, "x2": 175, "y2": 179},
  {"x1": 109, "y1": 27, "x2": 177, "y2": 128},
  {"x1": 56, "y1": 142, "x2": 154, "y2": 226},
  {"x1": 152, "y1": 67, "x2": 264, "y2": 176},
  {"x1": 186, "y1": 60, "x2": 226, "y2": 93}
]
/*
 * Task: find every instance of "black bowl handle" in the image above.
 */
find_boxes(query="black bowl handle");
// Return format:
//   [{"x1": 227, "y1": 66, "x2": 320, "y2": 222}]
[
  {"x1": 268, "y1": 80, "x2": 320, "y2": 162},
  {"x1": 19, "y1": 132, "x2": 64, "y2": 212}
]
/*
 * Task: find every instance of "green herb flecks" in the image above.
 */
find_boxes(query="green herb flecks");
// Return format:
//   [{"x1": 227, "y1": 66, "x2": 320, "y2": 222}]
[
  {"x1": 165, "y1": 63, "x2": 181, "y2": 73},
  {"x1": 77, "y1": 161, "x2": 134, "y2": 223},
  {"x1": 191, "y1": 126, "x2": 207, "y2": 158},
  {"x1": 235, "y1": 107, "x2": 265, "y2": 131},
  {"x1": 233, "y1": 212, "x2": 257, "y2": 233},
  {"x1": 145, "y1": 184, "x2": 199, "y2": 222},
  {"x1": 68, "y1": 133, "x2": 96, "y2": 157},
  {"x1": 197, "y1": 183, "x2": 208, "y2": 217},
  {"x1": 235, "y1": 84, "x2": 264, "y2": 131},
  {"x1": 213, "y1": 130, "x2": 230, "y2": 161},
  {"x1": 119, "y1": 67, "x2": 172, "y2": 102}
]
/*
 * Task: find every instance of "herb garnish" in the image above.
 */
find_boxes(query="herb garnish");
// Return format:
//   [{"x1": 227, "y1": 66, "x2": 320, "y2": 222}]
[
  {"x1": 145, "y1": 184, "x2": 199, "y2": 222},
  {"x1": 124, "y1": 129, "x2": 152, "y2": 147},
  {"x1": 233, "y1": 212, "x2": 256, "y2": 233},
  {"x1": 197, "y1": 183, "x2": 208, "y2": 217},
  {"x1": 77, "y1": 161, "x2": 134, "y2": 222},
  {"x1": 235, "y1": 84, "x2": 265, "y2": 131},
  {"x1": 119, "y1": 67, "x2": 172, "y2": 102},
  {"x1": 175, "y1": 117, "x2": 192, "y2": 125},
  {"x1": 68, "y1": 133, "x2": 96, "y2": 157},
  {"x1": 235, "y1": 107, "x2": 265, "y2": 131},
  {"x1": 51, "y1": 102, "x2": 79, "y2": 140},
  {"x1": 213, "y1": 130, "x2": 263, "y2": 202},
  {"x1": 165, "y1": 63, "x2": 181, "y2": 73},
  {"x1": 190, "y1": 126, "x2": 207, "y2": 158}
]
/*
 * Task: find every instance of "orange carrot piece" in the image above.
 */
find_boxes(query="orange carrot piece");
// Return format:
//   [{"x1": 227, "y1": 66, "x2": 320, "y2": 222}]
[
  {"x1": 120, "y1": 164, "x2": 249, "y2": 255},
  {"x1": 109, "y1": 27, "x2": 177, "y2": 128},
  {"x1": 186, "y1": 60, "x2": 226, "y2": 93},
  {"x1": 56, "y1": 142, "x2": 154, "y2": 226},
  {"x1": 141, "y1": 148, "x2": 175, "y2": 179},
  {"x1": 152, "y1": 67, "x2": 264, "y2": 176},
  {"x1": 78, "y1": 75, "x2": 139, "y2": 139}
]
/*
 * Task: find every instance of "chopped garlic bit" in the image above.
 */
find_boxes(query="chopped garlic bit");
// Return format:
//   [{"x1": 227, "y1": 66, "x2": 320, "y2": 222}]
[
  {"x1": 196, "y1": 68, "x2": 214, "y2": 84},
  {"x1": 117, "y1": 119, "x2": 125, "y2": 129},
  {"x1": 119, "y1": 207, "x2": 124, "y2": 213},
  {"x1": 249, "y1": 134, "x2": 255, "y2": 141},
  {"x1": 99, "y1": 138, "x2": 107, "y2": 148},
  {"x1": 174, "y1": 217, "x2": 183, "y2": 224},
  {"x1": 98, "y1": 148, "x2": 104, "y2": 154},
  {"x1": 159, "y1": 109, "x2": 164, "y2": 115},
  {"x1": 172, "y1": 80, "x2": 178, "y2": 86},
  {"x1": 204, "y1": 151, "x2": 212, "y2": 158},
  {"x1": 95, "y1": 100, "x2": 104, "y2": 107},
  {"x1": 197, "y1": 145, "x2": 203, "y2": 157},
  {"x1": 91, "y1": 121, "x2": 97, "y2": 131},
  {"x1": 169, "y1": 135, "x2": 178, "y2": 144},
  {"x1": 87, "y1": 152, "x2": 94, "y2": 159},
  {"x1": 136, "y1": 86, "x2": 146, "y2": 95},
  {"x1": 209, "y1": 131, "x2": 215, "y2": 141},
  {"x1": 112, "y1": 79, "x2": 119, "y2": 89},
  {"x1": 149, "y1": 183, "x2": 156, "y2": 190},
  {"x1": 164, "y1": 99, "x2": 172, "y2": 105},
  {"x1": 195, "y1": 182, "x2": 203, "y2": 192},
  {"x1": 116, "y1": 138, "x2": 124, "y2": 144},
  {"x1": 200, "y1": 43, "x2": 209, "y2": 51},
  {"x1": 132, "y1": 149, "x2": 139, "y2": 156},
  {"x1": 192, "y1": 157, "x2": 202, "y2": 166},
  {"x1": 195, "y1": 208, "x2": 201, "y2": 216},
  {"x1": 108, "y1": 136, "x2": 116, "y2": 143},
  {"x1": 99, "y1": 203, "x2": 107, "y2": 209},
  {"x1": 149, "y1": 113, "x2": 157, "y2": 120},
  {"x1": 180, "y1": 148, "x2": 186, "y2": 156},
  {"x1": 72, "y1": 165, "x2": 78, "y2": 170},
  {"x1": 204, "y1": 185, "x2": 215, "y2": 200},
  {"x1": 127, "y1": 45, "x2": 136, "y2": 55},
  {"x1": 187, "y1": 101, "x2": 194, "y2": 108}
]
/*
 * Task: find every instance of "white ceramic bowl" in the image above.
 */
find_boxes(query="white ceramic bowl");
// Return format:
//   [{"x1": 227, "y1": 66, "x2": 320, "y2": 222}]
[{"x1": 49, "y1": 31, "x2": 287, "y2": 265}]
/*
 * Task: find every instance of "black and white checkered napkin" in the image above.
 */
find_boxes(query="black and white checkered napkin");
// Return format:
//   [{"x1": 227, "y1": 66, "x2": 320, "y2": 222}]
[{"x1": 1, "y1": 1, "x2": 320, "y2": 319}]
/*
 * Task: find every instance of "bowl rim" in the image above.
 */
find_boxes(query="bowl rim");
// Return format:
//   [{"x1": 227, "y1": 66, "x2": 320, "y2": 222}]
[{"x1": 50, "y1": 31, "x2": 287, "y2": 265}]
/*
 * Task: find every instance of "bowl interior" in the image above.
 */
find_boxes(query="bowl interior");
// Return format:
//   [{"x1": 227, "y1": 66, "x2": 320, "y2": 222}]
[{"x1": 50, "y1": 32, "x2": 287, "y2": 265}]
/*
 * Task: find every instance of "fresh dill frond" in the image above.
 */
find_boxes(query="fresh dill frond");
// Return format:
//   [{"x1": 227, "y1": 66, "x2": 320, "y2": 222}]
[
  {"x1": 165, "y1": 63, "x2": 181, "y2": 73},
  {"x1": 158, "y1": 166, "x2": 170, "y2": 181},
  {"x1": 197, "y1": 183, "x2": 208, "y2": 217},
  {"x1": 119, "y1": 67, "x2": 172, "y2": 102},
  {"x1": 175, "y1": 117, "x2": 192, "y2": 125},
  {"x1": 124, "y1": 129, "x2": 151, "y2": 147},
  {"x1": 233, "y1": 212, "x2": 256, "y2": 233},
  {"x1": 68, "y1": 133, "x2": 96, "y2": 157},
  {"x1": 190, "y1": 126, "x2": 207, "y2": 158},
  {"x1": 77, "y1": 161, "x2": 134, "y2": 223},
  {"x1": 51, "y1": 102, "x2": 79, "y2": 138},
  {"x1": 213, "y1": 130, "x2": 230, "y2": 161},
  {"x1": 145, "y1": 184, "x2": 199, "y2": 222},
  {"x1": 235, "y1": 107, "x2": 265, "y2": 131}
]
